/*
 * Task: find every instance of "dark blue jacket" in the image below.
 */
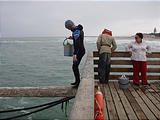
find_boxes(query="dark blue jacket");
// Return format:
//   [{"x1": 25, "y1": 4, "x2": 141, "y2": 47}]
[{"x1": 72, "y1": 24, "x2": 85, "y2": 55}]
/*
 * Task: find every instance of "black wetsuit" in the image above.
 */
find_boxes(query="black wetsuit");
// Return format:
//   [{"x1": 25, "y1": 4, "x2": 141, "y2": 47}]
[{"x1": 71, "y1": 24, "x2": 85, "y2": 85}]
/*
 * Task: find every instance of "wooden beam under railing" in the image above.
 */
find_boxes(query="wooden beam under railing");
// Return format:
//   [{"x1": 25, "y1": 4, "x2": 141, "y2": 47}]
[{"x1": 0, "y1": 86, "x2": 77, "y2": 97}]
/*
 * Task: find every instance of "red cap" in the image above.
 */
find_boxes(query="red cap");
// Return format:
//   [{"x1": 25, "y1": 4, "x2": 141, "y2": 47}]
[{"x1": 102, "y1": 29, "x2": 112, "y2": 36}]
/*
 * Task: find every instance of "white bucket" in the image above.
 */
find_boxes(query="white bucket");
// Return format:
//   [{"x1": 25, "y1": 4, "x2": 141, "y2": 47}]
[
  {"x1": 118, "y1": 75, "x2": 129, "y2": 90},
  {"x1": 63, "y1": 38, "x2": 73, "y2": 57}
]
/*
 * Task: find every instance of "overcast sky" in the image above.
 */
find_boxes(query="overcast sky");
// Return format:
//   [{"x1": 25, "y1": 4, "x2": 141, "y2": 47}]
[{"x1": 0, "y1": 0, "x2": 160, "y2": 37}]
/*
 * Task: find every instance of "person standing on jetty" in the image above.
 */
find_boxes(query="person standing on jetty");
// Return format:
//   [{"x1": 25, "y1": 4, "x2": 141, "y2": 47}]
[
  {"x1": 126, "y1": 33, "x2": 152, "y2": 86},
  {"x1": 65, "y1": 20, "x2": 85, "y2": 86},
  {"x1": 97, "y1": 29, "x2": 117, "y2": 84}
]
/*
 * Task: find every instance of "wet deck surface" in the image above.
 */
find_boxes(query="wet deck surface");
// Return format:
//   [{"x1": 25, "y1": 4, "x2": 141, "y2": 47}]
[{"x1": 97, "y1": 82, "x2": 160, "y2": 120}]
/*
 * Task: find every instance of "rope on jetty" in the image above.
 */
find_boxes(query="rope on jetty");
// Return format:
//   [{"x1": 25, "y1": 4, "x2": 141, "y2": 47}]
[{"x1": 0, "y1": 96, "x2": 74, "y2": 120}]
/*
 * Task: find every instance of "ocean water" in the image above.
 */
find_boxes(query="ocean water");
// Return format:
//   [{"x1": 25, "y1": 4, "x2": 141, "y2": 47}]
[{"x1": 0, "y1": 37, "x2": 160, "y2": 120}]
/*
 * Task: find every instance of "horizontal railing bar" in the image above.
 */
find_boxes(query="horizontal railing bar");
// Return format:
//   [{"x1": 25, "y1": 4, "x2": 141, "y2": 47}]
[{"x1": 94, "y1": 75, "x2": 160, "y2": 80}]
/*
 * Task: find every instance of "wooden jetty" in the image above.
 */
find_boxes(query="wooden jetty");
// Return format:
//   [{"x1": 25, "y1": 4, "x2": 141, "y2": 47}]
[{"x1": 0, "y1": 51, "x2": 160, "y2": 120}]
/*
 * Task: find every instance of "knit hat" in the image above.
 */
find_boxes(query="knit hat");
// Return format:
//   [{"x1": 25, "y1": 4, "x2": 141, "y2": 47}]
[
  {"x1": 102, "y1": 29, "x2": 112, "y2": 36},
  {"x1": 65, "y1": 20, "x2": 74, "y2": 29}
]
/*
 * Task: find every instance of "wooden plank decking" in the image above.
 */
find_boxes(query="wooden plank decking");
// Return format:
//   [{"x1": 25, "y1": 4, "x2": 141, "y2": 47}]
[{"x1": 96, "y1": 81, "x2": 160, "y2": 120}]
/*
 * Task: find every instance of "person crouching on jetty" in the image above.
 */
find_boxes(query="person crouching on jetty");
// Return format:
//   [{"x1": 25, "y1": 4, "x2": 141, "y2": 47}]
[
  {"x1": 126, "y1": 33, "x2": 152, "y2": 86},
  {"x1": 65, "y1": 20, "x2": 85, "y2": 87},
  {"x1": 97, "y1": 29, "x2": 117, "y2": 84}
]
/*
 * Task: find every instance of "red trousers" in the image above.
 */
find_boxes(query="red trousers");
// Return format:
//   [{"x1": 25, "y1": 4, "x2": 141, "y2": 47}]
[{"x1": 132, "y1": 60, "x2": 148, "y2": 85}]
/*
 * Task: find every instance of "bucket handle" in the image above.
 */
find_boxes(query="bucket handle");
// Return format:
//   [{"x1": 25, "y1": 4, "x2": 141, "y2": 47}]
[{"x1": 63, "y1": 37, "x2": 69, "y2": 46}]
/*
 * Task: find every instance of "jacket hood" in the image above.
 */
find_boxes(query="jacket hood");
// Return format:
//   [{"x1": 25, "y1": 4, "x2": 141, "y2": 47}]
[
  {"x1": 77, "y1": 24, "x2": 83, "y2": 30},
  {"x1": 72, "y1": 24, "x2": 83, "y2": 32}
]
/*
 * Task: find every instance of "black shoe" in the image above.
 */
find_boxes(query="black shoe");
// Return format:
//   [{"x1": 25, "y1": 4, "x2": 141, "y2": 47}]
[
  {"x1": 134, "y1": 83, "x2": 140, "y2": 87},
  {"x1": 104, "y1": 81, "x2": 108, "y2": 84},
  {"x1": 74, "y1": 82, "x2": 80, "y2": 87},
  {"x1": 100, "y1": 82, "x2": 108, "y2": 84},
  {"x1": 72, "y1": 82, "x2": 80, "y2": 88},
  {"x1": 142, "y1": 83, "x2": 151, "y2": 86},
  {"x1": 71, "y1": 82, "x2": 77, "y2": 85}
]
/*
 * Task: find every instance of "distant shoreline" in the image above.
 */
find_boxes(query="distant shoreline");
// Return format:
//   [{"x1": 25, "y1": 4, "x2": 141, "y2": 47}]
[
  {"x1": 114, "y1": 36, "x2": 160, "y2": 41},
  {"x1": 0, "y1": 36, "x2": 160, "y2": 41},
  {"x1": 85, "y1": 36, "x2": 160, "y2": 41}
]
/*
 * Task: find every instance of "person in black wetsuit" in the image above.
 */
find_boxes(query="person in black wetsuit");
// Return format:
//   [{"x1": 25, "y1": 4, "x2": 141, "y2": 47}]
[{"x1": 65, "y1": 20, "x2": 85, "y2": 86}]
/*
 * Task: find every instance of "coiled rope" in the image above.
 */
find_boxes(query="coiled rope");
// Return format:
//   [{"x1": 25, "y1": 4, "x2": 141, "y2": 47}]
[{"x1": 0, "y1": 96, "x2": 74, "y2": 120}]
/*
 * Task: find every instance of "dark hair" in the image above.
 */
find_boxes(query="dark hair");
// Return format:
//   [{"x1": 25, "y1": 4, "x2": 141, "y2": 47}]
[{"x1": 136, "y1": 33, "x2": 143, "y2": 39}]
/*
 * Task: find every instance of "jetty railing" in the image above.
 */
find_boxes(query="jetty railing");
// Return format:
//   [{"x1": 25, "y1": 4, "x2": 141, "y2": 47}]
[{"x1": 93, "y1": 51, "x2": 160, "y2": 80}]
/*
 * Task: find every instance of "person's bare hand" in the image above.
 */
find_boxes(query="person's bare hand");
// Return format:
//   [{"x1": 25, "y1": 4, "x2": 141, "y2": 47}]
[
  {"x1": 129, "y1": 51, "x2": 132, "y2": 56},
  {"x1": 68, "y1": 36, "x2": 73, "y2": 40},
  {"x1": 73, "y1": 55, "x2": 77, "y2": 62},
  {"x1": 146, "y1": 52, "x2": 149, "y2": 57}
]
